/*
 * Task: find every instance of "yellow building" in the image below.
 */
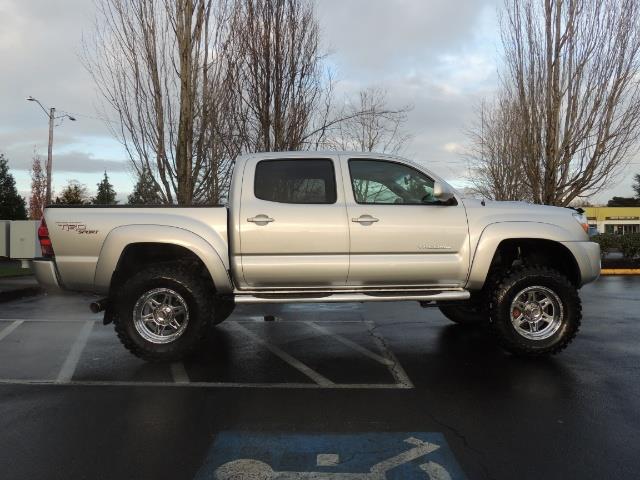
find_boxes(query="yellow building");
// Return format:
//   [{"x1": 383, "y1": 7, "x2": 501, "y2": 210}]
[{"x1": 584, "y1": 206, "x2": 640, "y2": 235}]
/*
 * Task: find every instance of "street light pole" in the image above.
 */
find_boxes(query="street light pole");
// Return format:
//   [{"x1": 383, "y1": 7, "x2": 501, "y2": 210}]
[
  {"x1": 26, "y1": 97, "x2": 76, "y2": 206},
  {"x1": 47, "y1": 107, "x2": 55, "y2": 205}
]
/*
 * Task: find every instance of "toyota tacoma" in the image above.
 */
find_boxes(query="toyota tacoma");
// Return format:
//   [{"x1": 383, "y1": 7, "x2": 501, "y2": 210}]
[{"x1": 32, "y1": 152, "x2": 600, "y2": 361}]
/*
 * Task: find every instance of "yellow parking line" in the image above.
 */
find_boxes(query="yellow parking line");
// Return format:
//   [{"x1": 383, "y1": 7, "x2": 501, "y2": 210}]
[{"x1": 600, "y1": 268, "x2": 640, "y2": 275}]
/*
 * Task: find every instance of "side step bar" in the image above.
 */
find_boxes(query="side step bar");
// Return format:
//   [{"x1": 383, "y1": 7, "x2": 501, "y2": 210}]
[{"x1": 234, "y1": 290, "x2": 470, "y2": 304}]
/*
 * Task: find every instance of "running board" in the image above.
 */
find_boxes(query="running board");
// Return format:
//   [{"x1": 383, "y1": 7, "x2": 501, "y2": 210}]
[{"x1": 234, "y1": 290, "x2": 470, "y2": 304}]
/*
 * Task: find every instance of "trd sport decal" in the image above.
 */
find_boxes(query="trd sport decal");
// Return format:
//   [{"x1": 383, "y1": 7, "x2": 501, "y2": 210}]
[{"x1": 56, "y1": 222, "x2": 99, "y2": 235}]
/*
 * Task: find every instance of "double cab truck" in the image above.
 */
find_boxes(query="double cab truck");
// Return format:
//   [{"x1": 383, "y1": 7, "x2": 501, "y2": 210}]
[{"x1": 33, "y1": 152, "x2": 600, "y2": 361}]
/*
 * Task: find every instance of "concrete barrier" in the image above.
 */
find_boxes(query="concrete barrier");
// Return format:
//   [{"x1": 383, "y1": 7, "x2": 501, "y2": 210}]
[
  {"x1": 0, "y1": 220, "x2": 39, "y2": 263},
  {"x1": 0, "y1": 221, "x2": 9, "y2": 257}
]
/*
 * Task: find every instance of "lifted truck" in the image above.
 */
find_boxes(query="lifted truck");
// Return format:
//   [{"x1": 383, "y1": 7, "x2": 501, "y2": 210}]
[{"x1": 33, "y1": 152, "x2": 600, "y2": 361}]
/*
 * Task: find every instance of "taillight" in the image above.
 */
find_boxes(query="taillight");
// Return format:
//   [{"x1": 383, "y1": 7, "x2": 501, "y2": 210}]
[
  {"x1": 38, "y1": 218, "x2": 55, "y2": 258},
  {"x1": 572, "y1": 212, "x2": 590, "y2": 235}
]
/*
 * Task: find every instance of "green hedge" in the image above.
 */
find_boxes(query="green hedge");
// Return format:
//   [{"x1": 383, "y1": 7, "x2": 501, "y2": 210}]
[
  {"x1": 620, "y1": 234, "x2": 640, "y2": 259},
  {"x1": 592, "y1": 233, "x2": 640, "y2": 259}
]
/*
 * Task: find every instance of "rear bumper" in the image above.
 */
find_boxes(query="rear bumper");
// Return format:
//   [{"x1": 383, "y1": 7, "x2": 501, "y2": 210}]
[
  {"x1": 32, "y1": 258, "x2": 63, "y2": 292},
  {"x1": 561, "y1": 241, "x2": 601, "y2": 286}
]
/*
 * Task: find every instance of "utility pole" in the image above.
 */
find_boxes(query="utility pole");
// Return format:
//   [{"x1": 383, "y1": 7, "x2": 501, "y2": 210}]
[
  {"x1": 26, "y1": 97, "x2": 76, "y2": 206},
  {"x1": 46, "y1": 107, "x2": 55, "y2": 205}
]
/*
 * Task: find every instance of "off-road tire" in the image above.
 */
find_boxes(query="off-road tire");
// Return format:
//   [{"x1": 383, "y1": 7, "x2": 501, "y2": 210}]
[
  {"x1": 438, "y1": 303, "x2": 487, "y2": 325},
  {"x1": 212, "y1": 298, "x2": 235, "y2": 325},
  {"x1": 489, "y1": 265, "x2": 581, "y2": 357},
  {"x1": 112, "y1": 263, "x2": 213, "y2": 362}
]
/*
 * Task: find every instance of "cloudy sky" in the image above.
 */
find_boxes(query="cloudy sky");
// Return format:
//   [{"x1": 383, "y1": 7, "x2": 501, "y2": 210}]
[{"x1": 1, "y1": 0, "x2": 637, "y2": 202}]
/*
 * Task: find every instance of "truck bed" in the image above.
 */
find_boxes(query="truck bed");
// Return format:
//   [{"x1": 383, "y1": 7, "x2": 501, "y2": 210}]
[{"x1": 43, "y1": 205, "x2": 229, "y2": 292}]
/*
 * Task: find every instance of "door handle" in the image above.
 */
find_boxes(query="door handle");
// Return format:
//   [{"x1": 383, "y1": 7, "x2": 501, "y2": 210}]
[
  {"x1": 352, "y1": 215, "x2": 379, "y2": 224},
  {"x1": 247, "y1": 214, "x2": 275, "y2": 225}
]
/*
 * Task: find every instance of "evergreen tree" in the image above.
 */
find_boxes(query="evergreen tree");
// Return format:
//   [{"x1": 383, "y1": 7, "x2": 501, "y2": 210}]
[
  {"x1": 29, "y1": 152, "x2": 47, "y2": 219},
  {"x1": 54, "y1": 180, "x2": 89, "y2": 205},
  {"x1": 0, "y1": 153, "x2": 27, "y2": 220},
  {"x1": 128, "y1": 167, "x2": 162, "y2": 205},
  {"x1": 607, "y1": 196, "x2": 640, "y2": 207},
  {"x1": 92, "y1": 171, "x2": 118, "y2": 205},
  {"x1": 633, "y1": 173, "x2": 640, "y2": 199}
]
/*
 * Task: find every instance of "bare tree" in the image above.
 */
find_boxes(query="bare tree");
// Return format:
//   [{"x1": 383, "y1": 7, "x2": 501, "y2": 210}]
[
  {"x1": 83, "y1": 0, "x2": 235, "y2": 205},
  {"x1": 469, "y1": 0, "x2": 640, "y2": 206},
  {"x1": 85, "y1": 0, "x2": 413, "y2": 204},
  {"x1": 224, "y1": 0, "x2": 327, "y2": 152},
  {"x1": 466, "y1": 97, "x2": 532, "y2": 201},
  {"x1": 322, "y1": 87, "x2": 412, "y2": 154},
  {"x1": 223, "y1": 1, "x2": 412, "y2": 154}
]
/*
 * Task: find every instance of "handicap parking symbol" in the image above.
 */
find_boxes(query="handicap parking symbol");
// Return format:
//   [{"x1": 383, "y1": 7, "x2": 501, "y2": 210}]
[{"x1": 195, "y1": 432, "x2": 466, "y2": 479}]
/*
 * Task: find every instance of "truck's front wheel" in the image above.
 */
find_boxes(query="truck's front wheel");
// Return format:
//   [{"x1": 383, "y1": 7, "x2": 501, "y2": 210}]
[
  {"x1": 490, "y1": 266, "x2": 581, "y2": 356},
  {"x1": 113, "y1": 263, "x2": 212, "y2": 362}
]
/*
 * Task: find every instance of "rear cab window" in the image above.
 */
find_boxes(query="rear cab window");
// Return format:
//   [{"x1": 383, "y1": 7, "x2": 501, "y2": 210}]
[{"x1": 254, "y1": 159, "x2": 337, "y2": 204}]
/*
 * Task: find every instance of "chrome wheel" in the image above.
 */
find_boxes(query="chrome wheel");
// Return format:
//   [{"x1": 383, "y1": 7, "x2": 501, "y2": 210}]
[
  {"x1": 510, "y1": 286, "x2": 563, "y2": 340},
  {"x1": 133, "y1": 288, "x2": 189, "y2": 344}
]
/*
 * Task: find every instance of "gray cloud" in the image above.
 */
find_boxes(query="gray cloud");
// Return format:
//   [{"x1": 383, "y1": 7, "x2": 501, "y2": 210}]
[
  {"x1": 0, "y1": 0, "x2": 104, "y2": 134},
  {"x1": 312, "y1": 0, "x2": 502, "y2": 184},
  {"x1": 5, "y1": 146, "x2": 127, "y2": 175},
  {"x1": 316, "y1": 0, "x2": 499, "y2": 72},
  {"x1": 36, "y1": 151, "x2": 128, "y2": 173},
  {"x1": 1, "y1": 130, "x2": 128, "y2": 174},
  {"x1": 0, "y1": 0, "x2": 131, "y2": 192}
]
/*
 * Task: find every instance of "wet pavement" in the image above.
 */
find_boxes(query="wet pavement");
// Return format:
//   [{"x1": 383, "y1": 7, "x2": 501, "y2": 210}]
[
  {"x1": 0, "y1": 276, "x2": 638, "y2": 479},
  {"x1": 0, "y1": 275, "x2": 41, "y2": 302}
]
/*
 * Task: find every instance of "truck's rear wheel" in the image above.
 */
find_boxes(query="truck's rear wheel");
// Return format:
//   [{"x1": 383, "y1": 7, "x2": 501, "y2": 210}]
[
  {"x1": 489, "y1": 266, "x2": 581, "y2": 356},
  {"x1": 113, "y1": 263, "x2": 212, "y2": 362},
  {"x1": 438, "y1": 303, "x2": 487, "y2": 325},
  {"x1": 212, "y1": 298, "x2": 235, "y2": 325}
]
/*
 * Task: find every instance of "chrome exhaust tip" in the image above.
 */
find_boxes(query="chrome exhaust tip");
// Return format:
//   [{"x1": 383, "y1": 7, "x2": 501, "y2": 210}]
[{"x1": 90, "y1": 298, "x2": 108, "y2": 314}]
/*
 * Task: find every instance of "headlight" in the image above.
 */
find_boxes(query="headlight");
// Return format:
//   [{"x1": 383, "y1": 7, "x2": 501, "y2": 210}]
[{"x1": 572, "y1": 212, "x2": 589, "y2": 234}]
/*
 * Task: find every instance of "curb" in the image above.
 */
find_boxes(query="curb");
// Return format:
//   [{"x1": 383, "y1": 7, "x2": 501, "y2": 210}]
[
  {"x1": 0, "y1": 286, "x2": 43, "y2": 303},
  {"x1": 600, "y1": 268, "x2": 640, "y2": 275}
]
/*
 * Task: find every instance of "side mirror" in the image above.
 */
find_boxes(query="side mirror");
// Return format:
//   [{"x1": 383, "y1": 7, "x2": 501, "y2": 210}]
[{"x1": 433, "y1": 181, "x2": 456, "y2": 203}]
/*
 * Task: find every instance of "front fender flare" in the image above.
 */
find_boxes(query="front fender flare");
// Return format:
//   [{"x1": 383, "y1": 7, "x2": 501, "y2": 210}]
[
  {"x1": 466, "y1": 222, "x2": 576, "y2": 290},
  {"x1": 93, "y1": 224, "x2": 232, "y2": 295}
]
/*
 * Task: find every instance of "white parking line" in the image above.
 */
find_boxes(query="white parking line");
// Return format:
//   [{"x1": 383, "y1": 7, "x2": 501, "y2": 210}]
[
  {"x1": 170, "y1": 362, "x2": 190, "y2": 384},
  {"x1": 0, "y1": 318, "x2": 366, "y2": 323},
  {"x1": 0, "y1": 379, "x2": 407, "y2": 389},
  {"x1": 228, "y1": 322, "x2": 334, "y2": 387},
  {"x1": 0, "y1": 318, "x2": 99, "y2": 323},
  {"x1": 305, "y1": 321, "x2": 394, "y2": 366},
  {"x1": 56, "y1": 322, "x2": 95, "y2": 383},
  {"x1": 235, "y1": 318, "x2": 365, "y2": 324},
  {"x1": 0, "y1": 319, "x2": 414, "y2": 390},
  {"x1": 0, "y1": 320, "x2": 24, "y2": 342}
]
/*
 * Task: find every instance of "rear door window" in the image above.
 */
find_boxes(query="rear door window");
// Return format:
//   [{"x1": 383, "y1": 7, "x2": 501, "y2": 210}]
[{"x1": 254, "y1": 159, "x2": 337, "y2": 204}]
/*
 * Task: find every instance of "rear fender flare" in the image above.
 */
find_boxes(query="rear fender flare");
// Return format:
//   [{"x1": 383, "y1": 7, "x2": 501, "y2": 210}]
[{"x1": 93, "y1": 224, "x2": 232, "y2": 295}]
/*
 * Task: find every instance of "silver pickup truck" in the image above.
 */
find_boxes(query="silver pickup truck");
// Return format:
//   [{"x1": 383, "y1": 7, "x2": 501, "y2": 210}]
[{"x1": 33, "y1": 152, "x2": 600, "y2": 361}]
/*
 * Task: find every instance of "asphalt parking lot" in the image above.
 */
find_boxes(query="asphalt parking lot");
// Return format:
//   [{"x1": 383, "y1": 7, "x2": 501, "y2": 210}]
[{"x1": 0, "y1": 276, "x2": 639, "y2": 479}]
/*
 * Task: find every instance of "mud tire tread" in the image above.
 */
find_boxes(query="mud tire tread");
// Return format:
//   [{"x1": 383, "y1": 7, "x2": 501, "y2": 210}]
[
  {"x1": 489, "y1": 265, "x2": 581, "y2": 357},
  {"x1": 112, "y1": 262, "x2": 212, "y2": 362}
]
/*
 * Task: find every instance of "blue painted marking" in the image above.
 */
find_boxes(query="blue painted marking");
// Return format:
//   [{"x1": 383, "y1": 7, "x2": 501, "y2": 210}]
[{"x1": 195, "y1": 432, "x2": 466, "y2": 479}]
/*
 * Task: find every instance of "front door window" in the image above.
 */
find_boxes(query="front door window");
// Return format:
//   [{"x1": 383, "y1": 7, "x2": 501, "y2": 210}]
[{"x1": 349, "y1": 159, "x2": 437, "y2": 205}]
